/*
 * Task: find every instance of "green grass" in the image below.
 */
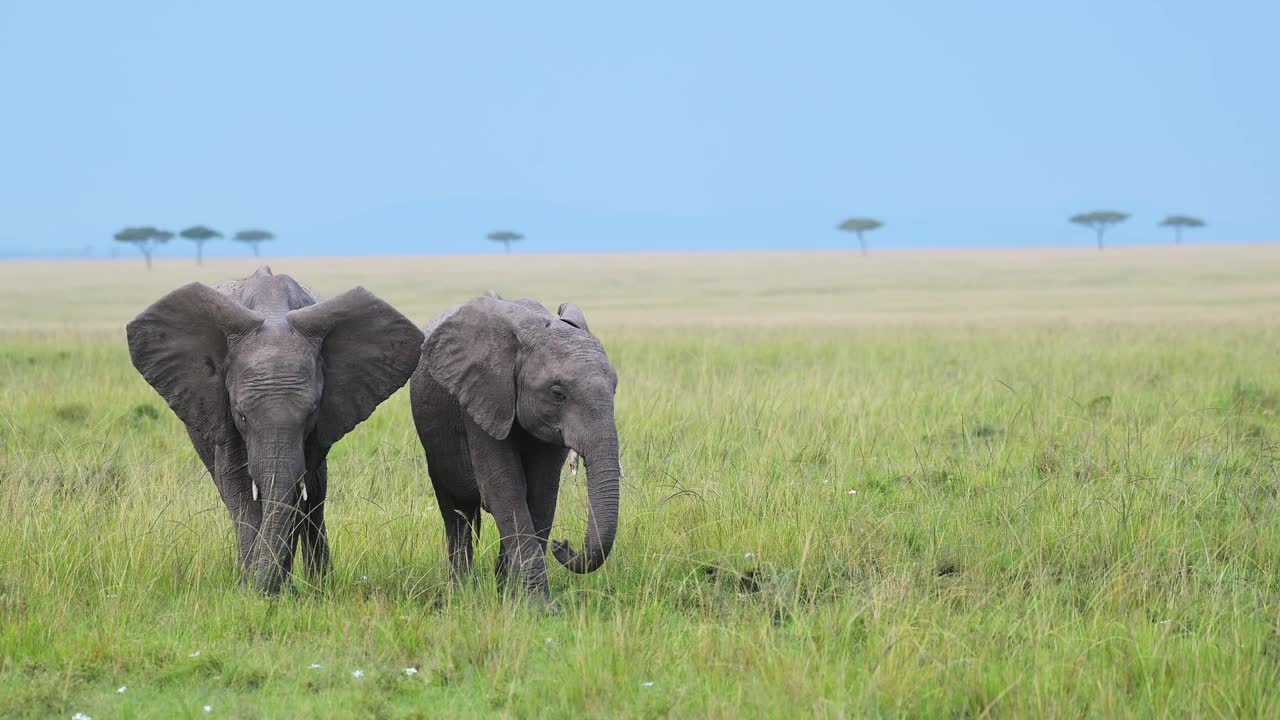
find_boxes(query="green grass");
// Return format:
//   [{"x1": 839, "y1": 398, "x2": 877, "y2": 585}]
[{"x1": 4, "y1": 249, "x2": 1280, "y2": 717}]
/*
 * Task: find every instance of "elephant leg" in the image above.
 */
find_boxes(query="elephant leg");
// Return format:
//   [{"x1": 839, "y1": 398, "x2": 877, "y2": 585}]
[
  {"x1": 416, "y1": 388, "x2": 483, "y2": 583},
  {"x1": 299, "y1": 457, "x2": 331, "y2": 579},
  {"x1": 524, "y1": 445, "x2": 570, "y2": 556},
  {"x1": 214, "y1": 440, "x2": 261, "y2": 574},
  {"x1": 439, "y1": 497, "x2": 480, "y2": 580},
  {"x1": 488, "y1": 507, "x2": 547, "y2": 602},
  {"x1": 495, "y1": 540, "x2": 511, "y2": 584},
  {"x1": 465, "y1": 419, "x2": 551, "y2": 603}
]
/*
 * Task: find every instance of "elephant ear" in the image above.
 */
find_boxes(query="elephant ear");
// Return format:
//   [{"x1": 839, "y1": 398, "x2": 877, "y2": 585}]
[
  {"x1": 287, "y1": 287, "x2": 425, "y2": 449},
  {"x1": 424, "y1": 296, "x2": 538, "y2": 439},
  {"x1": 557, "y1": 302, "x2": 590, "y2": 333},
  {"x1": 126, "y1": 283, "x2": 264, "y2": 441}
]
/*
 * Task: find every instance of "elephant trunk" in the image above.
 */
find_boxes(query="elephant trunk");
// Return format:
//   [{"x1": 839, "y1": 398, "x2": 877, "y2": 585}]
[
  {"x1": 248, "y1": 426, "x2": 305, "y2": 594},
  {"x1": 552, "y1": 426, "x2": 620, "y2": 574}
]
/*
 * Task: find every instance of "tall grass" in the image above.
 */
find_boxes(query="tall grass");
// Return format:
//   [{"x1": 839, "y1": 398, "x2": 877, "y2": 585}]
[{"x1": 4, "y1": 250, "x2": 1280, "y2": 717}]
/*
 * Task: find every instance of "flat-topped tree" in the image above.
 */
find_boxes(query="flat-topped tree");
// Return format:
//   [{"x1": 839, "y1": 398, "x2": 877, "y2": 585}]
[
  {"x1": 113, "y1": 226, "x2": 173, "y2": 270},
  {"x1": 179, "y1": 225, "x2": 222, "y2": 265},
  {"x1": 233, "y1": 229, "x2": 274, "y2": 256},
  {"x1": 488, "y1": 230, "x2": 524, "y2": 254},
  {"x1": 1069, "y1": 210, "x2": 1129, "y2": 250},
  {"x1": 837, "y1": 217, "x2": 883, "y2": 255},
  {"x1": 1159, "y1": 215, "x2": 1205, "y2": 245}
]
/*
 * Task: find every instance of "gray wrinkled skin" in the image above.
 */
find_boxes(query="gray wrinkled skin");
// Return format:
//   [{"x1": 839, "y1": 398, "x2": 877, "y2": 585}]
[
  {"x1": 126, "y1": 266, "x2": 424, "y2": 594},
  {"x1": 411, "y1": 295, "x2": 621, "y2": 609}
]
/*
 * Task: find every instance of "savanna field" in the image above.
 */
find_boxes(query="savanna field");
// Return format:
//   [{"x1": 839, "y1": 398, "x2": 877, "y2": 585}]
[{"x1": 4, "y1": 246, "x2": 1280, "y2": 718}]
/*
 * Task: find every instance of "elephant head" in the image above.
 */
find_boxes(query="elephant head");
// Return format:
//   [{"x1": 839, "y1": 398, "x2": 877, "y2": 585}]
[
  {"x1": 425, "y1": 296, "x2": 621, "y2": 574},
  {"x1": 126, "y1": 279, "x2": 423, "y2": 593}
]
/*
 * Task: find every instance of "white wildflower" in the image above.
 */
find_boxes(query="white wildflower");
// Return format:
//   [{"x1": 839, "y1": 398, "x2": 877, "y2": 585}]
[
  {"x1": 641, "y1": 681, "x2": 655, "y2": 687},
  {"x1": 116, "y1": 686, "x2": 127, "y2": 694},
  {"x1": 744, "y1": 552, "x2": 754, "y2": 559},
  {"x1": 848, "y1": 489, "x2": 857, "y2": 495},
  {"x1": 72, "y1": 713, "x2": 92, "y2": 720},
  {"x1": 352, "y1": 669, "x2": 364, "y2": 679},
  {"x1": 403, "y1": 667, "x2": 418, "y2": 676},
  {"x1": 189, "y1": 651, "x2": 201, "y2": 658},
  {"x1": 308, "y1": 663, "x2": 322, "y2": 669},
  {"x1": 203, "y1": 706, "x2": 212, "y2": 713}
]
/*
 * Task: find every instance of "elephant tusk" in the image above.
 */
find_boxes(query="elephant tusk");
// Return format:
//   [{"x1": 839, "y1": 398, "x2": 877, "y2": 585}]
[
  {"x1": 300, "y1": 480, "x2": 308, "y2": 503},
  {"x1": 566, "y1": 451, "x2": 624, "y2": 479},
  {"x1": 252, "y1": 481, "x2": 259, "y2": 502},
  {"x1": 566, "y1": 450, "x2": 622, "y2": 479}
]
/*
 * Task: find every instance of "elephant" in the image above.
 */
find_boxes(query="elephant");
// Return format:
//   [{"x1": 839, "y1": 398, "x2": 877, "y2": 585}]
[
  {"x1": 410, "y1": 294, "x2": 621, "y2": 608},
  {"x1": 126, "y1": 266, "x2": 423, "y2": 593}
]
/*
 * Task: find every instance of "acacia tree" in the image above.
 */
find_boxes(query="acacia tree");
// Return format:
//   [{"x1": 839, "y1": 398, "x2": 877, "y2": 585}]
[
  {"x1": 179, "y1": 225, "x2": 222, "y2": 265},
  {"x1": 837, "y1": 217, "x2": 883, "y2": 255},
  {"x1": 113, "y1": 226, "x2": 173, "y2": 270},
  {"x1": 233, "y1": 229, "x2": 274, "y2": 256},
  {"x1": 1158, "y1": 215, "x2": 1205, "y2": 245},
  {"x1": 487, "y1": 230, "x2": 524, "y2": 254},
  {"x1": 1069, "y1": 210, "x2": 1129, "y2": 250}
]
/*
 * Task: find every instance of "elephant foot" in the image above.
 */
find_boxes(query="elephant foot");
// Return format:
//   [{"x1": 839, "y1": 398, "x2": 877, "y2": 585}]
[
  {"x1": 240, "y1": 575, "x2": 295, "y2": 596},
  {"x1": 506, "y1": 586, "x2": 559, "y2": 614},
  {"x1": 521, "y1": 578, "x2": 558, "y2": 613}
]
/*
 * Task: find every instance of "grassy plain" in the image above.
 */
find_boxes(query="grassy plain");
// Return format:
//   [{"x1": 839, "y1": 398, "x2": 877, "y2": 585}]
[{"x1": 3, "y1": 245, "x2": 1280, "y2": 717}]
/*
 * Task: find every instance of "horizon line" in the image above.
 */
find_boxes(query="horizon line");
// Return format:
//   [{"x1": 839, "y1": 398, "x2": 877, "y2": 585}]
[{"x1": 3, "y1": 240, "x2": 1278, "y2": 265}]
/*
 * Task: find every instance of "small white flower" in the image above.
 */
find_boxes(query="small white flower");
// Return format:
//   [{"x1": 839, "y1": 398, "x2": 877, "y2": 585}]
[
  {"x1": 105, "y1": 594, "x2": 119, "y2": 599},
  {"x1": 360, "y1": 576, "x2": 369, "y2": 582},
  {"x1": 352, "y1": 669, "x2": 364, "y2": 679},
  {"x1": 308, "y1": 663, "x2": 322, "y2": 669},
  {"x1": 743, "y1": 552, "x2": 754, "y2": 559},
  {"x1": 822, "y1": 479, "x2": 829, "y2": 484},
  {"x1": 72, "y1": 713, "x2": 92, "y2": 720},
  {"x1": 545, "y1": 637, "x2": 553, "y2": 645},
  {"x1": 403, "y1": 667, "x2": 418, "y2": 676},
  {"x1": 203, "y1": 706, "x2": 212, "y2": 713},
  {"x1": 641, "y1": 681, "x2": 655, "y2": 687},
  {"x1": 848, "y1": 489, "x2": 857, "y2": 495},
  {"x1": 189, "y1": 651, "x2": 201, "y2": 658},
  {"x1": 116, "y1": 686, "x2": 127, "y2": 694}
]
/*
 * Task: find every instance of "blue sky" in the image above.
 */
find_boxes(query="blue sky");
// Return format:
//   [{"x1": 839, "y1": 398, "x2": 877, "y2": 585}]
[{"x1": 1, "y1": 1, "x2": 1276, "y2": 257}]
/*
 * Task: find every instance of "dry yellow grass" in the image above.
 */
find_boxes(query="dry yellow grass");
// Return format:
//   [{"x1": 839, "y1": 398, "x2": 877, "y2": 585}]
[{"x1": 3, "y1": 243, "x2": 1279, "y2": 332}]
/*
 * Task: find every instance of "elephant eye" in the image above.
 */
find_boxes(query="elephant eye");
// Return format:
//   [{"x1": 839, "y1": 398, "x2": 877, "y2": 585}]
[{"x1": 550, "y1": 385, "x2": 567, "y2": 403}]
